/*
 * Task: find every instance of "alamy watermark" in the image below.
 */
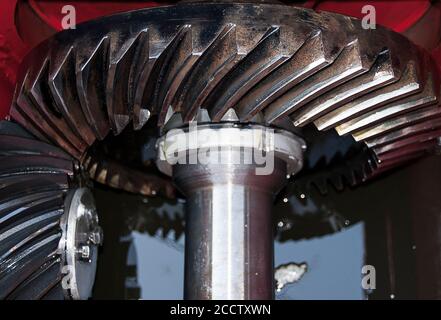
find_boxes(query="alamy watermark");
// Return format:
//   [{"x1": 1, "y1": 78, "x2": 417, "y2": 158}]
[
  {"x1": 362, "y1": 5, "x2": 376, "y2": 30},
  {"x1": 61, "y1": 3, "x2": 377, "y2": 30},
  {"x1": 61, "y1": 5, "x2": 76, "y2": 30},
  {"x1": 159, "y1": 122, "x2": 277, "y2": 175},
  {"x1": 61, "y1": 265, "x2": 74, "y2": 291},
  {"x1": 361, "y1": 265, "x2": 376, "y2": 291}
]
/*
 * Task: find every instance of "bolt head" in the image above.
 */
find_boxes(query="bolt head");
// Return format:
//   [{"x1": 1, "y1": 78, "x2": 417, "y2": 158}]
[
  {"x1": 77, "y1": 245, "x2": 91, "y2": 261},
  {"x1": 89, "y1": 226, "x2": 103, "y2": 246}
]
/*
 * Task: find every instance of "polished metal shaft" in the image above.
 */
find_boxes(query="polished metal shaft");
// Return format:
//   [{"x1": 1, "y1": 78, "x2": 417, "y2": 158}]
[
  {"x1": 174, "y1": 157, "x2": 287, "y2": 299},
  {"x1": 156, "y1": 123, "x2": 305, "y2": 300}
]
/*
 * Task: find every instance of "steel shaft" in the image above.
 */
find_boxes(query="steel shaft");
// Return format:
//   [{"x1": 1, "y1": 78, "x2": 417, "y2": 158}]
[
  {"x1": 174, "y1": 157, "x2": 287, "y2": 299},
  {"x1": 157, "y1": 123, "x2": 305, "y2": 300}
]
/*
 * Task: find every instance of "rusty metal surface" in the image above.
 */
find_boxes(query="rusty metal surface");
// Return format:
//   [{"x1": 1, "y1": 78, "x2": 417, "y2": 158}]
[{"x1": 7, "y1": 2, "x2": 441, "y2": 195}]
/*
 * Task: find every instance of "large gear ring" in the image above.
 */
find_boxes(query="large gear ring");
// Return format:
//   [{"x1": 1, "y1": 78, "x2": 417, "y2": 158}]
[{"x1": 9, "y1": 2, "x2": 441, "y2": 194}]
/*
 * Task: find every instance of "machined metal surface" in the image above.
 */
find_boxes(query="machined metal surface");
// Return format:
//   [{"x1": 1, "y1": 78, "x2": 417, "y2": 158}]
[
  {"x1": 156, "y1": 123, "x2": 305, "y2": 177},
  {"x1": 0, "y1": 121, "x2": 103, "y2": 300},
  {"x1": 157, "y1": 123, "x2": 304, "y2": 299},
  {"x1": 6, "y1": 2, "x2": 441, "y2": 196},
  {"x1": 0, "y1": 123, "x2": 73, "y2": 299},
  {"x1": 60, "y1": 188, "x2": 102, "y2": 300},
  {"x1": 2, "y1": 1, "x2": 441, "y2": 302},
  {"x1": 178, "y1": 161, "x2": 283, "y2": 299}
]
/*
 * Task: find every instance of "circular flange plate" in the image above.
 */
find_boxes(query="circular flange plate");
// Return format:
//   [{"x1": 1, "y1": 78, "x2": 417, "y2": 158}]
[{"x1": 59, "y1": 188, "x2": 103, "y2": 300}]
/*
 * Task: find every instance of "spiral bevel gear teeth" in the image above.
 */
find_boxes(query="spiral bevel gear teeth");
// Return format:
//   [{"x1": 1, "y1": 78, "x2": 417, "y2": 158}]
[{"x1": 7, "y1": 2, "x2": 441, "y2": 192}]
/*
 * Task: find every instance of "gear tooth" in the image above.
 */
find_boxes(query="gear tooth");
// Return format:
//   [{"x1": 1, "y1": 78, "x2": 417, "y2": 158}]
[
  {"x1": 338, "y1": 71, "x2": 438, "y2": 136},
  {"x1": 360, "y1": 163, "x2": 369, "y2": 181},
  {"x1": 7, "y1": 258, "x2": 62, "y2": 300},
  {"x1": 237, "y1": 30, "x2": 337, "y2": 121},
  {"x1": 14, "y1": 61, "x2": 84, "y2": 158},
  {"x1": 196, "y1": 108, "x2": 211, "y2": 123},
  {"x1": 264, "y1": 39, "x2": 369, "y2": 124},
  {"x1": 155, "y1": 25, "x2": 195, "y2": 127},
  {"x1": 315, "y1": 60, "x2": 422, "y2": 131},
  {"x1": 0, "y1": 190, "x2": 64, "y2": 226},
  {"x1": 0, "y1": 135, "x2": 71, "y2": 160},
  {"x1": 369, "y1": 156, "x2": 379, "y2": 171},
  {"x1": 347, "y1": 168, "x2": 359, "y2": 186},
  {"x1": 161, "y1": 214, "x2": 171, "y2": 238},
  {"x1": 365, "y1": 116, "x2": 441, "y2": 148},
  {"x1": 133, "y1": 111, "x2": 150, "y2": 131},
  {"x1": 151, "y1": 212, "x2": 162, "y2": 236},
  {"x1": 373, "y1": 127, "x2": 441, "y2": 156},
  {"x1": 87, "y1": 158, "x2": 99, "y2": 179},
  {"x1": 162, "y1": 112, "x2": 184, "y2": 133},
  {"x1": 173, "y1": 215, "x2": 184, "y2": 241},
  {"x1": 206, "y1": 26, "x2": 288, "y2": 121},
  {"x1": 0, "y1": 155, "x2": 73, "y2": 178},
  {"x1": 365, "y1": 160, "x2": 376, "y2": 178},
  {"x1": 107, "y1": 172, "x2": 121, "y2": 189},
  {"x1": 133, "y1": 27, "x2": 191, "y2": 130},
  {"x1": 76, "y1": 36, "x2": 111, "y2": 140},
  {"x1": 9, "y1": 70, "x2": 50, "y2": 142},
  {"x1": 113, "y1": 114, "x2": 131, "y2": 134},
  {"x1": 135, "y1": 109, "x2": 151, "y2": 130},
  {"x1": 106, "y1": 30, "x2": 149, "y2": 135},
  {"x1": 163, "y1": 105, "x2": 175, "y2": 125},
  {"x1": 94, "y1": 161, "x2": 108, "y2": 185},
  {"x1": 128, "y1": 30, "x2": 152, "y2": 130},
  {"x1": 0, "y1": 211, "x2": 61, "y2": 260},
  {"x1": 293, "y1": 49, "x2": 399, "y2": 127},
  {"x1": 49, "y1": 46, "x2": 96, "y2": 145},
  {"x1": 248, "y1": 112, "x2": 265, "y2": 124},
  {"x1": 313, "y1": 177, "x2": 328, "y2": 195},
  {"x1": 0, "y1": 174, "x2": 69, "y2": 203},
  {"x1": 354, "y1": 104, "x2": 441, "y2": 142},
  {"x1": 177, "y1": 24, "x2": 266, "y2": 123},
  {"x1": 331, "y1": 174, "x2": 344, "y2": 191},
  {"x1": 177, "y1": 24, "x2": 239, "y2": 122},
  {"x1": 41, "y1": 284, "x2": 65, "y2": 300},
  {"x1": 0, "y1": 234, "x2": 61, "y2": 299},
  {"x1": 82, "y1": 154, "x2": 92, "y2": 169},
  {"x1": 89, "y1": 158, "x2": 174, "y2": 198},
  {"x1": 375, "y1": 148, "x2": 427, "y2": 171},
  {"x1": 294, "y1": 136, "x2": 375, "y2": 194},
  {"x1": 220, "y1": 108, "x2": 239, "y2": 122},
  {"x1": 123, "y1": 180, "x2": 136, "y2": 194},
  {"x1": 104, "y1": 161, "x2": 119, "y2": 187},
  {"x1": 139, "y1": 183, "x2": 154, "y2": 196},
  {"x1": 9, "y1": 104, "x2": 50, "y2": 144}
]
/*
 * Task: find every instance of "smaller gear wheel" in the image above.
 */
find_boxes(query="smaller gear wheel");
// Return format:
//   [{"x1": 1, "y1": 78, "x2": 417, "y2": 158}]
[{"x1": 0, "y1": 121, "x2": 102, "y2": 300}]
